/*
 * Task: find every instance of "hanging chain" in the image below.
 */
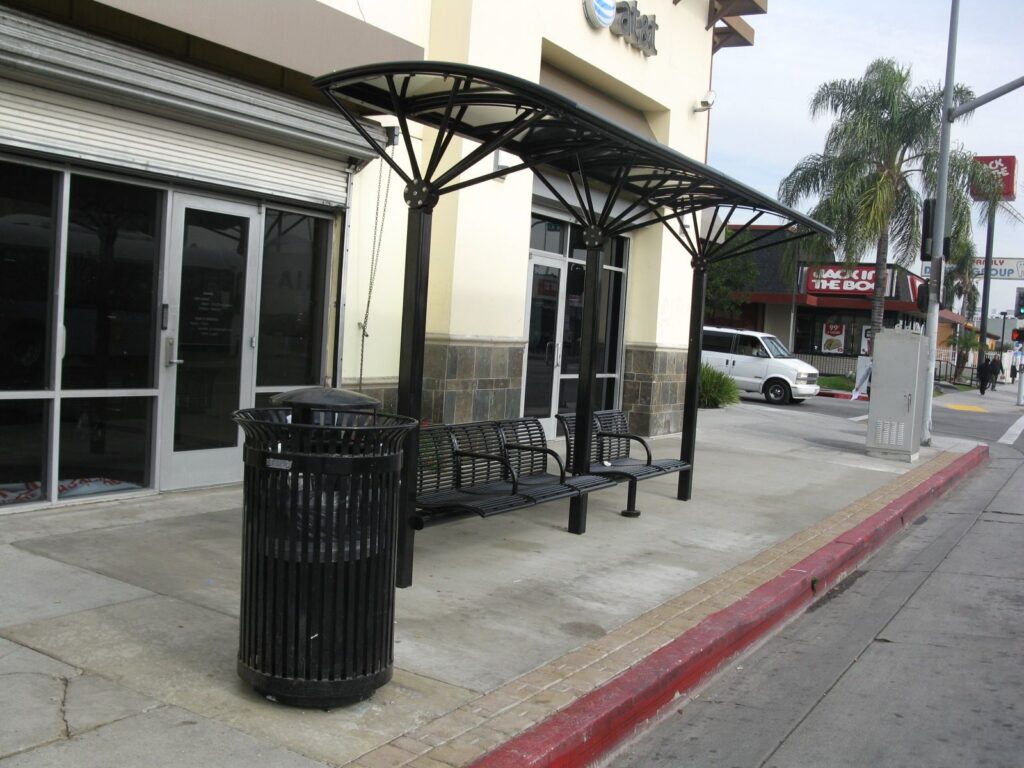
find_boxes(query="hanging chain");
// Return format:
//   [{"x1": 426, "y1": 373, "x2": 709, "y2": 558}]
[{"x1": 357, "y1": 143, "x2": 395, "y2": 390}]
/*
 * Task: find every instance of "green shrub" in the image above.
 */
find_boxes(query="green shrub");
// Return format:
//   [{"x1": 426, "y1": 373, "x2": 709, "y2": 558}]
[{"x1": 698, "y1": 362, "x2": 740, "y2": 408}]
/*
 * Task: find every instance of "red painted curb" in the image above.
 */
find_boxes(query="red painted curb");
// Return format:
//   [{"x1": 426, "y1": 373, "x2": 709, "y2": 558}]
[
  {"x1": 817, "y1": 389, "x2": 867, "y2": 401},
  {"x1": 469, "y1": 444, "x2": 989, "y2": 768}
]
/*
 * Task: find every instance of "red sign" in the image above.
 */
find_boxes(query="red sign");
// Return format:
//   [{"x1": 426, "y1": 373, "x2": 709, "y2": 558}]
[
  {"x1": 971, "y1": 155, "x2": 1017, "y2": 201},
  {"x1": 821, "y1": 323, "x2": 845, "y2": 353},
  {"x1": 907, "y1": 273, "x2": 926, "y2": 304},
  {"x1": 806, "y1": 266, "x2": 878, "y2": 296}
]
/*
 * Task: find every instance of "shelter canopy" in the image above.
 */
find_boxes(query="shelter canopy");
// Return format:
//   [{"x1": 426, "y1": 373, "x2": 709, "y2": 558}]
[
  {"x1": 315, "y1": 61, "x2": 830, "y2": 259},
  {"x1": 314, "y1": 61, "x2": 831, "y2": 588}
]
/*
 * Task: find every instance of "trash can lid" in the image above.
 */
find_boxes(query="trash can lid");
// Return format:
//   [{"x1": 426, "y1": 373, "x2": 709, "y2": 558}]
[{"x1": 271, "y1": 387, "x2": 382, "y2": 412}]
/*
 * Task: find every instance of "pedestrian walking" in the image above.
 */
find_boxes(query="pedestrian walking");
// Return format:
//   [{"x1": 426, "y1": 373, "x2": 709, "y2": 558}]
[
  {"x1": 1012, "y1": 362, "x2": 1018, "y2": 385},
  {"x1": 978, "y1": 358, "x2": 991, "y2": 396},
  {"x1": 991, "y1": 356, "x2": 1003, "y2": 391}
]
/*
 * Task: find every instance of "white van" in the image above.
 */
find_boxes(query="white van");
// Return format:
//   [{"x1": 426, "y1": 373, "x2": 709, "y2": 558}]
[{"x1": 701, "y1": 326, "x2": 820, "y2": 404}]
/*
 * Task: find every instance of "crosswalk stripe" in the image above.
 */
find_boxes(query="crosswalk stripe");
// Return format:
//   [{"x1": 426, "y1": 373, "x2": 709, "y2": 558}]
[{"x1": 998, "y1": 414, "x2": 1024, "y2": 445}]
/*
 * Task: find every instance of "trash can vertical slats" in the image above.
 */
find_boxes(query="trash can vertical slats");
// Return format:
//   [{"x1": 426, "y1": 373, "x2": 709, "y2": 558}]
[{"x1": 234, "y1": 392, "x2": 415, "y2": 708}]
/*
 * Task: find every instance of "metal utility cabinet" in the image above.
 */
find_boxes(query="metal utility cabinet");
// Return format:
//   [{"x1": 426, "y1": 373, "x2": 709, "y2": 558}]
[{"x1": 866, "y1": 330, "x2": 928, "y2": 462}]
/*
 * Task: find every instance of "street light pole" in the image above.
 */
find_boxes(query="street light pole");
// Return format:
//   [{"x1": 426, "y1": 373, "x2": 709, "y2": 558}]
[{"x1": 921, "y1": 0, "x2": 960, "y2": 446}]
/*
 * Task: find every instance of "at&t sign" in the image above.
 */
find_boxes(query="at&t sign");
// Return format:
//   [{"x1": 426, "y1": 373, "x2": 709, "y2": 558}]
[{"x1": 582, "y1": 0, "x2": 658, "y2": 56}]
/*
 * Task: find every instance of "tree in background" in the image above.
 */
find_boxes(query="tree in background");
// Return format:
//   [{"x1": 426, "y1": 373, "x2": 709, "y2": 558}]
[
  {"x1": 948, "y1": 325, "x2": 981, "y2": 382},
  {"x1": 778, "y1": 58, "x2": 996, "y2": 339},
  {"x1": 704, "y1": 254, "x2": 757, "y2": 324}
]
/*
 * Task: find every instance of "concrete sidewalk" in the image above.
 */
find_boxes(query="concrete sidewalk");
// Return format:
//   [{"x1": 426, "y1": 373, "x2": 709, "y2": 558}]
[{"x1": 0, "y1": 402, "x2": 985, "y2": 768}]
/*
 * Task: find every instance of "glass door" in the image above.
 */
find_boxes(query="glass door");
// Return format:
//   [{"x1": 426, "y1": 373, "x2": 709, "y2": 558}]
[
  {"x1": 523, "y1": 217, "x2": 629, "y2": 436},
  {"x1": 523, "y1": 254, "x2": 566, "y2": 434},
  {"x1": 159, "y1": 195, "x2": 260, "y2": 490}
]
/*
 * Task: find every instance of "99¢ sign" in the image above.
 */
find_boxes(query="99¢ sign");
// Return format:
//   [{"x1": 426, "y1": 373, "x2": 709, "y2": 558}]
[{"x1": 822, "y1": 323, "x2": 846, "y2": 354}]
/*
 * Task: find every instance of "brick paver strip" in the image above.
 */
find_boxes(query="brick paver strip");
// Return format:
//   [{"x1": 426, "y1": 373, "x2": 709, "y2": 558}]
[{"x1": 345, "y1": 446, "x2": 985, "y2": 768}]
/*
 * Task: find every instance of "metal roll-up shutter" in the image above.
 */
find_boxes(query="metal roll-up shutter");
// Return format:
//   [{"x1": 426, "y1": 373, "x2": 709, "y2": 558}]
[
  {"x1": 0, "y1": 6, "x2": 387, "y2": 207},
  {"x1": 0, "y1": 79, "x2": 349, "y2": 207}
]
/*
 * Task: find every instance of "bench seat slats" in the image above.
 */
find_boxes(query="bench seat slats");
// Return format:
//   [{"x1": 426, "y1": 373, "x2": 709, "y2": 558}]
[
  {"x1": 415, "y1": 418, "x2": 615, "y2": 524},
  {"x1": 556, "y1": 409, "x2": 690, "y2": 515},
  {"x1": 557, "y1": 410, "x2": 690, "y2": 479}
]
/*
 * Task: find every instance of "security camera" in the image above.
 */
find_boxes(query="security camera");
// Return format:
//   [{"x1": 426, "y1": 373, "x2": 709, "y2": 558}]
[{"x1": 693, "y1": 90, "x2": 716, "y2": 113}]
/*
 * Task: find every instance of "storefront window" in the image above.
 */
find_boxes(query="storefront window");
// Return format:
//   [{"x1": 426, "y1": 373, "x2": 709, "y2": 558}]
[
  {"x1": 0, "y1": 162, "x2": 55, "y2": 391},
  {"x1": 58, "y1": 397, "x2": 151, "y2": 499},
  {"x1": 797, "y1": 311, "x2": 880, "y2": 356},
  {"x1": 0, "y1": 400, "x2": 47, "y2": 507},
  {"x1": 64, "y1": 176, "x2": 160, "y2": 389},
  {"x1": 257, "y1": 210, "x2": 329, "y2": 387},
  {"x1": 530, "y1": 216, "x2": 566, "y2": 254}
]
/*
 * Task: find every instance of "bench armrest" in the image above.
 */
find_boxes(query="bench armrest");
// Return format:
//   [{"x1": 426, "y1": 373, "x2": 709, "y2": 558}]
[
  {"x1": 505, "y1": 443, "x2": 567, "y2": 483},
  {"x1": 595, "y1": 430, "x2": 653, "y2": 465},
  {"x1": 454, "y1": 449, "x2": 519, "y2": 494}
]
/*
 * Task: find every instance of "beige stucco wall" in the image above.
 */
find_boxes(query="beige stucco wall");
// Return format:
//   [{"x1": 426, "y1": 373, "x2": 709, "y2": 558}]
[
  {"x1": 764, "y1": 303, "x2": 794, "y2": 344},
  {"x1": 338, "y1": 0, "x2": 717, "y2": 380},
  {"x1": 425, "y1": 0, "x2": 712, "y2": 346},
  {"x1": 317, "y1": 0, "x2": 430, "y2": 52},
  {"x1": 339, "y1": 126, "x2": 422, "y2": 384}
]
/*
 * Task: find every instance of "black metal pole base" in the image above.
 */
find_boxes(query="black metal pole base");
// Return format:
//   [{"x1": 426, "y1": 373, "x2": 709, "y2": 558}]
[
  {"x1": 238, "y1": 662, "x2": 392, "y2": 709},
  {"x1": 677, "y1": 468, "x2": 693, "y2": 501},
  {"x1": 620, "y1": 481, "x2": 640, "y2": 517},
  {"x1": 568, "y1": 495, "x2": 587, "y2": 534}
]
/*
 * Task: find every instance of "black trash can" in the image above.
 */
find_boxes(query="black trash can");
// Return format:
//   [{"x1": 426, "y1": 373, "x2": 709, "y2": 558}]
[{"x1": 233, "y1": 388, "x2": 416, "y2": 708}]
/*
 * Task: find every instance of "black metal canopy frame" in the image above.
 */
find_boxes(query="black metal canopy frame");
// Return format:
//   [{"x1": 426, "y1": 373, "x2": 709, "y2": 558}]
[{"x1": 314, "y1": 62, "x2": 832, "y2": 587}]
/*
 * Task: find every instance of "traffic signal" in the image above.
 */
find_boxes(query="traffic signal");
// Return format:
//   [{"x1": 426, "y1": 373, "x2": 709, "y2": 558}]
[
  {"x1": 921, "y1": 198, "x2": 934, "y2": 262},
  {"x1": 1013, "y1": 328, "x2": 1022, "y2": 342},
  {"x1": 1016, "y1": 288, "x2": 1024, "y2": 318}
]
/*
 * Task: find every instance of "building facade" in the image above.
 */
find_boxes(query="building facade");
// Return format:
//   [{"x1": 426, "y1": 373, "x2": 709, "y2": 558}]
[
  {"x1": 705, "y1": 230, "x2": 974, "y2": 376},
  {"x1": 0, "y1": 0, "x2": 765, "y2": 509}
]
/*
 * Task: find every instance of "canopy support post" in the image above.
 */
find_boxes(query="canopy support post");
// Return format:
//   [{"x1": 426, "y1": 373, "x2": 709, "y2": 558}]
[
  {"x1": 678, "y1": 264, "x2": 707, "y2": 501},
  {"x1": 569, "y1": 227, "x2": 606, "y2": 534},
  {"x1": 396, "y1": 185, "x2": 437, "y2": 588}
]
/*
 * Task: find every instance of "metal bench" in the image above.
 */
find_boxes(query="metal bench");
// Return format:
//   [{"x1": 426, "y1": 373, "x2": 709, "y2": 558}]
[
  {"x1": 497, "y1": 417, "x2": 616, "y2": 498},
  {"x1": 556, "y1": 409, "x2": 690, "y2": 517},
  {"x1": 413, "y1": 418, "x2": 614, "y2": 529}
]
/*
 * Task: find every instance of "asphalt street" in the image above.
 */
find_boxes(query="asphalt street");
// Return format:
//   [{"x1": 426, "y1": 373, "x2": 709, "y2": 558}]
[
  {"x1": 608, "y1": 390, "x2": 1024, "y2": 768},
  {"x1": 739, "y1": 384, "x2": 1024, "y2": 449}
]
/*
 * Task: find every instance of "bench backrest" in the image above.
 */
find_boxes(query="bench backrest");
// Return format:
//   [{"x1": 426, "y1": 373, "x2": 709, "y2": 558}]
[
  {"x1": 558, "y1": 409, "x2": 636, "y2": 465},
  {"x1": 448, "y1": 421, "x2": 510, "y2": 486},
  {"x1": 417, "y1": 425, "x2": 458, "y2": 495},
  {"x1": 594, "y1": 409, "x2": 632, "y2": 461},
  {"x1": 497, "y1": 417, "x2": 548, "y2": 476},
  {"x1": 555, "y1": 412, "x2": 598, "y2": 468}
]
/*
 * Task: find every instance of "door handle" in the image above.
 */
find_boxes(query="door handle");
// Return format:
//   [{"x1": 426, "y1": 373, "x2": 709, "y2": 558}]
[
  {"x1": 545, "y1": 341, "x2": 555, "y2": 366},
  {"x1": 165, "y1": 337, "x2": 184, "y2": 367}
]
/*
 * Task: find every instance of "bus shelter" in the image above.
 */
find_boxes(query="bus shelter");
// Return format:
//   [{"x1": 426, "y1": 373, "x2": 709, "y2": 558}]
[{"x1": 314, "y1": 62, "x2": 831, "y2": 587}]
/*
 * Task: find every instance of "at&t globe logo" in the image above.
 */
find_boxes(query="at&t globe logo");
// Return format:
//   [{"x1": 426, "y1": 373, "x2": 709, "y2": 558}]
[{"x1": 583, "y1": 0, "x2": 616, "y2": 29}]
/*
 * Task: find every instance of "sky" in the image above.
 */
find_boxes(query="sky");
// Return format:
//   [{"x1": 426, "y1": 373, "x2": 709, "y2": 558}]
[{"x1": 707, "y1": 0, "x2": 1024, "y2": 319}]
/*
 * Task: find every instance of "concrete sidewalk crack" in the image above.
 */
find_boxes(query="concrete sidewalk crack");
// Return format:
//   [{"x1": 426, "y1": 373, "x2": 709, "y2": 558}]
[{"x1": 58, "y1": 675, "x2": 70, "y2": 739}]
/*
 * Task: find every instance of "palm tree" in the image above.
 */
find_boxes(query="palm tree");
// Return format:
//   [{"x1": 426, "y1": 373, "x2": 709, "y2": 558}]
[{"x1": 778, "y1": 58, "x2": 981, "y2": 337}]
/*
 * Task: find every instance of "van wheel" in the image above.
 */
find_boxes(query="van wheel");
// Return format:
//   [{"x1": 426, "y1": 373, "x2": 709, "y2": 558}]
[{"x1": 764, "y1": 380, "x2": 791, "y2": 405}]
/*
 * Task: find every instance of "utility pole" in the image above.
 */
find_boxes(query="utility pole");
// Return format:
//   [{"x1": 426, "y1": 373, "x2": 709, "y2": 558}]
[
  {"x1": 977, "y1": 208, "x2": 996, "y2": 354},
  {"x1": 921, "y1": 0, "x2": 959, "y2": 446},
  {"x1": 921, "y1": 0, "x2": 1024, "y2": 444}
]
